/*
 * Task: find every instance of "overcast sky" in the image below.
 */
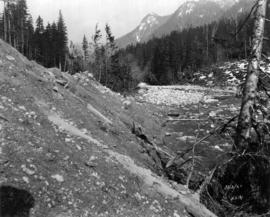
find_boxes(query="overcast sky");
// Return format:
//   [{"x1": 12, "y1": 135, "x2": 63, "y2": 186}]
[{"x1": 27, "y1": 0, "x2": 184, "y2": 43}]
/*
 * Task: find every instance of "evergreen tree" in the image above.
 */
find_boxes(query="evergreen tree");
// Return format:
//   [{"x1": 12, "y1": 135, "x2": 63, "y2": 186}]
[
  {"x1": 82, "y1": 35, "x2": 89, "y2": 62},
  {"x1": 25, "y1": 15, "x2": 34, "y2": 59},
  {"x1": 57, "y1": 10, "x2": 68, "y2": 70},
  {"x1": 34, "y1": 16, "x2": 44, "y2": 62},
  {"x1": 0, "y1": 12, "x2": 4, "y2": 39},
  {"x1": 105, "y1": 24, "x2": 121, "y2": 88},
  {"x1": 6, "y1": 2, "x2": 16, "y2": 45},
  {"x1": 2, "y1": 0, "x2": 14, "y2": 43},
  {"x1": 93, "y1": 24, "x2": 103, "y2": 81},
  {"x1": 51, "y1": 22, "x2": 59, "y2": 67},
  {"x1": 35, "y1": 16, "x2": 44, "y2": 33},
  {"x1": 16, "y1": 0, "x2": 28, "y2": 53},
  {"x1": 105, "y1": 23, "x2": 116, "y2": 50},
  {"x1": 43, "y1": 23, "x2": 52, "y2": 66},
  {"x1": 0, "y1": 1, "x2": 70, "y2": 70}
]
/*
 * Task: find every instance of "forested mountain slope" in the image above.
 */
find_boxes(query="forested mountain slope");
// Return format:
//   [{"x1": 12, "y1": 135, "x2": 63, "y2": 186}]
[
  {"x1": 118, "y1": 0, "x2": 270, "y2": 86},
  {"x1": 116, "y1": 13, "x2": 170, "y2": 48},
  {"x1": 116, "y1": 0, "x2": 255, "y2": 48}
]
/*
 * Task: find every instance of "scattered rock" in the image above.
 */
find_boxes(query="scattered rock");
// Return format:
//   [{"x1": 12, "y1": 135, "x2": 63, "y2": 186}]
[
  {"x1": 76, "y1": 145, "x2": 82, "y2": 150},
  {"x1": 209, "y1": 111, "x2": 217, "y2": 117},
  {"x1": 56, "y1": 79, "x2": 68, "y2": 86},
  {"x1": 204, "y1": 98, "x2": 218, "y2": 103},
  {"x1": 165, "y1": 132, "x2": 171, "y2": 136},
  {"x1": 53, "y1": 86, "x2": 59, "y2": 92},
  {"x1": 137, "y1": 82, "x2": 148, "y2": 89},
  {"x1": 123, "y1": 100, "x2": 132, "y2": 110},
  {"x1": 173, "y1": 210, "x2": 181, "y2": 217},
  {"x1": 176, "y1": 136, "x2": 196, "y2": 142},
  {"x1": 51, "y1": 174, "x2": 64, "y2": 182},
  {"x1": 22, "y1": 176, "x2": 30, "y2": 184},
  {"x1": 85, "y1": 156, "x2": 98, "y2": 168},
  {"x1": 18, "y1": 105, "x2": 26, "y2": 111},
  {"x1": 6, "y1": 55, "x2": 15, "y2": 61},
  {"x1": 213, "y1": 145, "x2": 223, "y2": 152},
  {"x1": 21, "y1": 165, "x2": 36, "y2": 175},
  {"x1": 65, "y1": 138, "x2": 72, "y2": 143},
  {"x1": 63, "y1": 156, "x2": 70, "y2": 161},
  {"x1": 149, "y1": 200, "x2": 163, "y2": 213}
]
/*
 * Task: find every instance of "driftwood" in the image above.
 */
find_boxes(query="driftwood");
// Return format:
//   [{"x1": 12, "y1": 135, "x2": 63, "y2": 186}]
[
  {"x1": 131, "y1": 122, "x2": 165, "y2": 172},
  {"x1": 131, "y1": 123, "x2": 217, "y2": 217},
  {"x1": 55, "y1": 79, "x2": 68, "y2": 86},
  {"x1": 0, "y1": 114, "x2": 9, "y2": 122},
  {"x1": 166, "y1": 118, "x2": 208, "y2": 122}
]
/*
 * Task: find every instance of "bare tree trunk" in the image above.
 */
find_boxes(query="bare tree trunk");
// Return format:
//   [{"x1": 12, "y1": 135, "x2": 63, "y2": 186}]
[
  {"x1": 13, "y1": 36, "x2": 16, "y2": 49},
  {"x1": 64, "y1": 55, "x2": 67, "y2": 72},
  {"x1": 21, "y1": 19, "x2": 24, "y2": 53},
  {"x1": 244, "y1": 39, "x2": 247, "y2": 59},
  {"x1": 98, "y1": 64, "x2": 102, "y2": 82},
  {"x1": 235, "y1": 0, "x2": 267, "y2": 151},
  {"x1": 235, "y1": 19, "x2": 239, "y2": 41},
  {"x1": 3, "y1": 1, "x2": 7, "y2": 41},
  {"x1": 206, "y1": 25, "x2": 209, "y2": 61},
  {"x1": 7, "y1": 7, "x2": 11, "y2": 45},
  {"x1": 105, "y1": 63, "x2": 107, "y2": 85}
]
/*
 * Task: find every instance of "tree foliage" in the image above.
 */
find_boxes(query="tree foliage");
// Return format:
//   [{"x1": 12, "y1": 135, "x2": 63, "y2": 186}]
[
  {"x1": 0, "y1": 1, "x2": 68, "y2": 70},
  {"x1": 120, "y1": 10, "x2": 266, "y2": 85},
  {"x1": 87, "y1": 23, "x2": 132, "y2": 91}
]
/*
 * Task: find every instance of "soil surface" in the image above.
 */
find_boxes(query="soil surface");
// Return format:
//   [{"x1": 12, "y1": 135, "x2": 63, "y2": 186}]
[{"x1": 0, "y1": 40, "x2": 221, "y2": 217}]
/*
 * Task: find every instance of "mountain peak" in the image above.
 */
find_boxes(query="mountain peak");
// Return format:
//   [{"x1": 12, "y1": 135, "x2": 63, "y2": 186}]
[
  {"x1": 116, "y1": 12, "x2": 169, "y2": 47},
  {"x1": 116, "y1": 0, "x2": 249, "y2": 48},
  {"x1": 141, "y1": 12, "x2": 161, "y2": 25}
]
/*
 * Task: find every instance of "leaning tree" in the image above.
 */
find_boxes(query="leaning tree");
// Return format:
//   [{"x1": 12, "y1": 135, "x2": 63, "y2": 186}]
[
  {"x1": 235, "y1": 0, "x2": 267, "y2": 151},
  {"x1": 202, "y1": 1, "x2": 270, "y2": 216}
]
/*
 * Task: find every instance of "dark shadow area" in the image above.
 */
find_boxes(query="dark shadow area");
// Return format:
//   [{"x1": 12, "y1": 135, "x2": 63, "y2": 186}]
[
  {"x1": 0, "y1": 186, "x2": 35, "y2": 217},
  {"x1": 201, "y1": 155, "x2": 270, "y2": 217}
]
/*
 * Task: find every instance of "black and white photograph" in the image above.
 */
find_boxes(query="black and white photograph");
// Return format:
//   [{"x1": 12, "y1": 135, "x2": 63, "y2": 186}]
[{"x1": 0, "y1": 0, "x2": 270, "y2": 216}]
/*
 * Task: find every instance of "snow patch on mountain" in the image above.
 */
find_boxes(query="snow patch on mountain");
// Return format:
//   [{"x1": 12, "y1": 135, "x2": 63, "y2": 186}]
[
  {"x1": 212, "y1": 0, "x2": 239, "y2": 8},
  {"x1": 186, "y1": 2, "x2": 195, "y2": 14},
  {"x1": 116, "y1": 0, "x2": 244, "y2": 48},
  {"x1": 192, "y1": 59, "x2": 270, "y2": 88},
  {"x1": 139, "y1": 23, "x2": 146, "y2": 31},
  {"x1": 146, "y1": 15, "x2": 158, "y2": 25},
  {"x1": 134, "y1": 13, "x2": 160, "y2": 42}
]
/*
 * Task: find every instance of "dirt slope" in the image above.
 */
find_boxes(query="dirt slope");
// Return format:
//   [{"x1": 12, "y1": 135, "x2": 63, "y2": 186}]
[{"x1": 0, "y1": 40, "x2": 216, "y2": 217}]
